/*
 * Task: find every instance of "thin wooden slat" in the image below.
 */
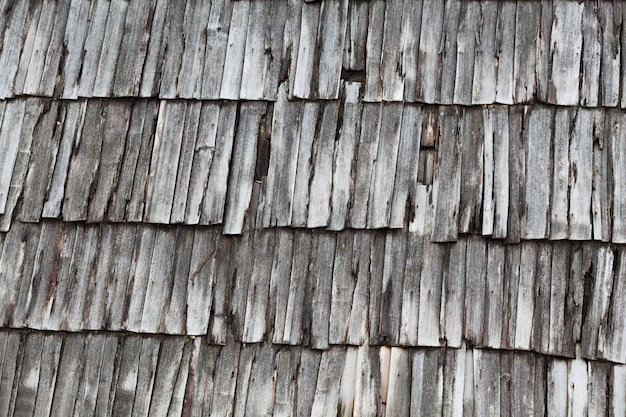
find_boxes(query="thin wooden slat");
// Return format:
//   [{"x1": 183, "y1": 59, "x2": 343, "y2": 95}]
[
  {"x1": 343, "y1": 1, "x2": 368, "y2": 72},
  {"x1": 443, "y1": 236, "x2": 466, "y2": 349},
  {"x1": 137, "y1": 0, "x2": 168, "y2": 97},
  {"x1": 273, "y1": 346, "x2": 300, "y2": 417},
  {"x1": 282, "y1": 231, "x2": 312, "y2": 344},
  {"x1": 163, "y1": 227, "x2": 194, "y2": 334},
  {"x1": 515, "y1": 242, "x2": 538, "y2": 351},
  {"x1": 599, "y1": 3, "x2": 621, "y2": 107},
  {"x1": 13, "y1": 2, "x2": 45, "y2": 96},
  {"x1": 92, "y1": 0, "x2": 128, "y2": 97},
  {"x1": 337, "y1": 347, "x2": 357, "y2": 417},
  {"x1": 513, "y1": 3, "x2": 540, "y2": 103},
  {"x1": 550, "y1": 109, "x2": 571, "y2": 239},
  {"x1": 131, "y1": 337, "x2": 161, "y2": 417},
  {"x1": 484, "y1": 243, "x2": 505, "y2": 349},
  {"x1": 0, "y1": 100, "x2": 26, "y2": 215},
  {"x1": 588, "y1": 362, "x2": 610, "y2": 416},
  {"x1": 208, "y1": 340, "x2": 240, "y2": 417},
  {"x1": 220, "y1": 0, "x2": 250, "y2": 100},
  {"x1": 612, "y1": 365, "x2": 626, "y2": 417},
  {"x1": 415, "y1": 349, "x2": 445, "y2": 416},
  {"x1": 291, "y1": 1, "x2": 320, "y2": 99},
  {"x1": 416, "y1": 1, "x2": 444, "y2": 103},
  {"x1": 42, "y1": 101, "x2": 88, "y2": 219},
  {"x1": 581, "y1": 1, "x2": 601, "y2": 107},
  {"x1": 598, "y1": 248, "x2": 626, "y2": 363},
  {"x1": 547, "y1": 359, "x2": 568, "y2": 417},
  {"x1": 307, "y1": 232, "x2": 336, "y2": 349},
  {"x1": 111, "y1": 336, "x2": 142, "y2": 417},
  {"x1": 329, "y1": 82, "x2": 361, "y2": 230},
  {"x1": 443, "y1": 346, "x2": 465, "y2": 417},
  {"x1": 493, "y1": 108, "x2": 510, "y2": 238},
  {"x1": 124, "y1": 226, "x2": 156, "y2": 332},
  {"x1": 531, "y1": 244, "x2": 552, "y2": 354},
  {"x1": 170, "y1": 102, "x2": 202, "y2": 224},
  {"x1": 439, "y1": 1, "x2": 461, "y2": 105},
  {"x1": 379, "y1": 230, "x2": 407, "y2": 346},
  {"x1": 549, "y1": 1, "x2": 583, "y2": 105},
  {"x1": 548, "y1": 242, "x2": 572, "y2": 357},
  {"x1": 453, "y1": 2, "x2": 479, "y2": 105},
  {"x1": 568, "y1": 356, "x2": 588, "y2": 416},
  {"x1": 367, "y1": 103, "x2": 403, "y2": 229},
  {"x1": 505, "y1": 108, "x2": 525, "y2": 244},
  {"x1": 13, "y1": 333, "x2": 44, "y2": 416},
  {"x1": 592, "y1": 111, "x2": 611, "y2": 241},
  {"x1": 354, "y1": 344, "x2": 381, "y2": 417},
  {"x1": 83, "y1": 224, "x2": 115, "y2": 330},
  {"x1": 62, "y1": 100, "x2": 105, "y2": 221},
  {"x1": 88, "y1": 101, "x2": 132, "y2": 222},
  {"x1": 223, "y1": 102, "x2": 266, "y2": 234},
  {"x1": 368, "y1": 232, "x2": 387, "y2": 345},
  {"x1": 307, "y1": 102, "x2": 339, "y2": 228},
  {"x1": 399, "y1": 226, "x2": 425, "y2": 346},
  {"x1": 261, "y1": 1, "x2": 288, "y2": 100},
  {"x1": 35, "y1": 336, "x2": 62, "y2": 417},
  {"x1": 464, "y1": 236, "x2": 487, "y2": 347},
  {"x1": 270, "y1": 230, "x2": 295, "y2": 344},
  {"x1": 565, "y1": 245, "x2": 590, "y2": 357},
  {"x1": 536, "y1": 1, "x2": 553, "y2": 103},
  {"x1": 458, "y1": 108, "x2": 483, "y2": 235},
  {"x1": 363, "y1": 0, "x2": 384, "y2": 102},
  {"x1": 112, "y1": 0, "x2": 155, "y2": 96},
  {"x1": 473, "y1": 350, "x2": 501, "y2": 416},
  {"x1": 511, "y1": 353, "x2": 536, "y2": 416},
  {"x1": 523, "y1": 107, "x2": 552, "y2": 240},
  {"x1": 495, "y1": 2, "x2": 516, "y2": 104},
  {"x1": 177, "y1": 0, "x2": 211, "y2": 99},
  {"x1": 399, "y1": 2, "x2": 422, "y2": 102},
  {"x1": 417, "y1": 237, "x2": 446, "y2": 348},
  {"x1": 165, "y1": 340, "x2": 193, "y2": 417},
  {"x1": 569, "y1": 109, "x2": 594, "y2": 240},
  {"x1": 347, "y1": 231, "x2": 376, "y2": 345},
  {"x1": 76, "y1": 0, "x2": 111, "y2": 98},
  {"x1": 432, "y1": 110, "x2": 461, "y2": 242}
]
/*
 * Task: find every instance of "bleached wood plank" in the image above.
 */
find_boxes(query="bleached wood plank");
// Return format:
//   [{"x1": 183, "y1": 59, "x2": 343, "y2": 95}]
[
  {"x1": 329, "y1": 82, "x2": 361, "y2": 230},
  {"x1": 199, "y1": 0, "x2": 234, "y2": 98},
  {"x1": 381, "y1": 0, "x2": 406, "y2": 101},
  {"x1": 158, "y1": 2, "x2": 187, "y2": 98},
  {"x1": 514, "y1": 3, "x2": 540, "y2": 102},
  {"x1": 581, "y1": 2, "x2": 601, "y2": 107},
  {"x1": 209, "y1": 340, "x2": 240, "y2": 417},
  {"x1": 199, "y1": 103, "x2": 236, "y2": 225},
  {"x1": 432, "y1": 111, "x2": 461, "y2": 242},
  {"x1": 463, "y1": 236, "x2": 487, "y2": 346},
  {"x1": 548, "y1": 242, "x2": 571, "y2": 357},
  {"x1": 0, "y1": 1, "x2": 29, "y2": 98},
  {"x1": 482, "y1": 108, "x2": 495, "y2": 235},
  {"x1": 42, "y1": 101, "x2": 88, "y2": 219},
  {"x1": 0, "y1": 100, "x2": 26, "y2": 215},
  {"x1": 220, "y1": 0, "x2": 250, "y2": 100},
  {"x1": 592, "y1": 111, "x2": 611, "y2": 241},
  {"x1": 484, "y1": 243, "x2": 505, "y2": 349},
  {"x1": 612, "y1": 111, "x2": 626, "y2": 243},
  {"x1": 473, "y1": 350, "x2": 501, "y2": 417},
  {"x1": 186, "y1": 228, "x2": 218, "y2": 335},
  {"x1": 123, "y1": 226, "x2": 156, "y2": 332},
  {"x1": 523, "y1": 107, "x2": 552, "y2": 240},
  {"x1": 137, "y1": 0, "x2": 168, "y2": 97},
  {"x1": 263, "y1": 90, "x2": 302, "y2": 228},
  {"x1": 612, "y1": 365, "x2": 626, "y2": 417},
  {"x1": 307, "y1": 102, "x2": 339, "y2": 228},
  {"x1": 13, "y1": 332, "x2": 44, "y2": 416},
  {"x1": 343, "y1": 0, "x2": 368, "y2": 72},
  {"x1": 307, "y1": 232, "x2": 336, "y2": 349},
  {"x1": 389, "y1": 105, "x2": 422, "y2": 228},
  {"x1": 347, "y1": 231, "x2": 376, "y2": 345},
  {"x1": 368, "y1": 233, "x2": 386, "y2": 345},
  {"x1": 471, "y1": 2, "x2": 497, "y2": 104},
  {"x1": 310, "y1": 348, "x2": 345, "y2": 417},
  {"x1": 417, "y1": 238, "x2": 445, "y2": 348},
  {"x1": 495, "y1": 2, "x2": 516, "y2": 104},
  {"x1": 262, "y1": 1, "x2": 288, "y2": 100},
  {"x1": 384, "y1": 348, "x2": 410, "y2": 417},
  {"x1": 363, "y1": 0, "x2": 384, "y2": 101},
  {"x1": 231, "y1": 344, "x2": 254, "y2": 417},
  {"x1": 296, "y1": 349, "x2": 322, "y2": 417},
  {"x1": 515, "y1": 243, "x2": 538, "y2": 350},
  {"x1": 270, "y1": 230, "x2": 295, "y2": 344},
  {"x1": 13, "y1": 1, "x2": 45, "y2": 95},
  {"x1": 457, "y1": 108, "x2": 484, "y2": 234},
  {"x1": 531, "y1": 244, "x2": 552, "y2": 354},
  {"x1": 0, "y1": 99, "x2": 41, "y2": 230},
  {"x1": 368, "y1": 103, "x2": 403, "y2": 229},
  {"x1": 273, "y1": 346, "x2": 300, "y2": 417},
  {"x1": 399, "y1": 2, "x2": 422, "y2": 102},
  {"x1": 511, "y1": 353, "x2": 536, "y2": 416},
  {"x1": 505, "y1": 108, "x2": 525, "y2": 243},
  {"x1": 439, "y1": 0, "x2": 461, "y2": 104},
  {"x1": 62, "y1": 100, "x2": 105, "y2": 221},
  {"x1": 353, "y1": 345, "x2": 381, "y2": 417},
  {"x1": 599, "y1": 3, "x2": 621, "y2": 107},
  {"x1": 292, "y1": 1, "x2": 320, "y2": 99},
  {"x1": 315, "y1": 0, "x2": 349, "y2": 99},
  {"x1": 441, "y1": 346, "x2": 465, "y2": 417},
  {"x1": 379, "y1": 230, "x2": 407, "y2": 346},
  {"x1": 147, "y1": 338, "x2": 186, "y2": 417},
  {"x1": 177, "y1": 0, "x2": 211, "y2": 99},
  {"x1": 60, "y1": 0, "x2": 90, "y2": 98},
  {"x1": 110, "y1": 336, "x2": 142, "y2": 417},
  {"x1": 239, "y1": 1, "x2": 270, "y2": 100},
  {"x1": 568, "y1": 356, "x2": 588, "y2": 417},
  {"x1": 548, "y1": 359, "x2": 568, "y2": 417},
  {"x1": 131, "y1": 337, "x2": 161, "y2": 417},
  {"x1": 112, "y1": 0, "x2": 154, "y2": 96},
  {"x1": 290, "y1": 102, "x2": 319, "y2": 227},
  {"x1": 76, "y1": 0, "x2": 111, "y2": 97},
  {"x1": 282, "y1": 0, "x2": 304, "y2": 97},
  {"x1": 244, "y1": 345, "x2": 275, "y2": 417},
  {"x1": 92, "y1": 0, "x2": 128, "y2": 97},
  {"x1": 416, "y1": 1, "x2": 444, "y2": 103},
  {"x1": 550, "y1": 109, "x2": 571, "y2": 239},
  {"x1": 536, "y1": 1, "x2": 553, "y2": 103},
  {"x1": 88, "y1": 101, "x2": 132, "y2": 222},
  {"x1": 417, "y1": 349, "x2": 445, "y2": 416},
  {"x1": 170, "y1": 102, "x2": 201, "y2": 224},
  {"x1": 399, "y1": 231, "x2": 425, "y2": 346},
  {"x1": 493, "y1": 108, "x2": 510, "y2": 238},
  {"x1": 223, "y1": 102, "x2": 266, "y2": 234},
  {"x1": 598, "y1": 248, "x2": 626, "y2": 363},
  {"x1": 162, "y1": 227, "x2": 194, "y2": 334},
  {"x1": 281, "y1": 231, "x2": 312, "y2": 345},
  {"x1": 569, "y1": 109, "x2": 594, "y2": 240},
  {"x1": 349, "y1": 103, "x2": 381, "y2": 229},
  {"x1": 329, "y1": 231, "x2": 355, "y2": 345},
  {"x1": 453, "y1": 2, "x2": 479, "y2": 105},
  {"x1": 548, "y1": 1, "x2": 583, "y2": 105}
]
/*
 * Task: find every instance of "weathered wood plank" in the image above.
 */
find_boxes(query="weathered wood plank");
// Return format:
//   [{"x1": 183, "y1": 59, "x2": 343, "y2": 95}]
[
  {"x1": 505, "y1": 108, "x2": 525, "y2": 243},
  {"x1": 329, "y1": 82, "x2": 360, "y2": 230},
  {"x1": 243, "y1": 344, "x2": 275, "y2": 417},
  {"x1": 0, "y1": 1, "x2": 29, "y2": 98},
  {"x1": 484, "y1": 242, "x2": 505, "y2": 348},
  {"x1": 223, "y1": 102, "x2": 266, "y2": 234},
  {"x1": 147, "y1": 337, "x2": 186, "y2": 417},
  {"x1": 536, "y1": 1, "x2": 553, "y2": 103},
  {"x1": 368, "y1": 103, "x2": 403, "y2": 229},
  {"x1": 292, "y1": 1, "x2": 321, "y2": 99},
  {"x1": 92, "y1": 0, "x2": 128, "y2": 97},
  {"x1": 531, "y1": 244, "x2": 552, "y2": 354},
  {"x1": 157, "y1": 1, "x2": 186, "y2": 98},
  {"x1": 464, "y1": 236, "x2": 487, "y2": 347},
  {"x1": 363, "y1": 0, "x2": 384, "y2": 101},
  {"x1": 354, "y1": 344, "x2": 381, "y2": 417},
  {"x1": 514, "y1": 2, "x2": 539, "y2": 102},
  {"x1": 399, "y1": 228, "x2": 425, "y2": 345},
  {"x1": 547, "y1": 359, "x2": 568, "y2": 417},
  {"x1": 13, "y1": 1, "x2": 45, "y2": 95},
  {"x1": 581, "y1": 1, "x2": 601, "y2": 107},
  {"x1": 441, "y1": 346, "x2": 465, "y2": 417},
  {"x1": 565, "y1": 244, "x2": 590, "y2": 357},
  {"x1": 472, "y1": 1, "x2": 497, "y2": 105},
  {"x1": 569, "y1": 109, "x2": 594, "y2": 240},
  {"x1": 200, "y1": 0, "x2": 234, "y2": 99},
  {"x1": 307, "y1": 232, "x2": 336, "y2": 349},
  {"x1": 453, "y1": 2, "x2": 479, "y2": 105},
  {"x1": 177, "y1": 0, "x2": 211, "y2": 99},
  {"x1": 272, "y1": 346, "x2": 300, "y2": 417},
  {"x1": 270, "y1": 229, "x2": 295, "y2": 344},
  {"x1": 347, "y1": 231, "x2": 375, "y2": 345},
  {"x1": 473, "y1": 350, "x2": 501, "y2": 417},
  {"x1": 124, "y1": 226, "x2": 156, "y2": 332},
  {"x1": 60, "y1": 0, "x2": 90, "y2": 98},
  {"x1": 239, "y1": 0, "x2": 269, "y2": 100},
  {"x1": 379, "y1": 230, "x2": 407, "y2": 346},
  {"x1": 76, "y1": 0, "x2": 111, "y2": 97},
  {"x1": 310, "y1": 348, "x2": 345, "y2": 417},
  {"x1": 458, "y1": 108, "x2": 483, "y2": 235},
  {"x1": 47, "y1": 333, "x2": 86, "y2": 417},
  {"x1": 432, "y1": 110, "x2": 461, "y2": 242},
  {"x1": 598, "y1": 248, "x2": 626, "y2": 363},
  {"x1": 548, "y1": 242, "x2": 572, "y2": 357},
  {"x1": 417, "y1": 236, "x2": 445, "y2": 347},
  {"x1": 296, "y1": 349, "x2": 322, "y2": 417},
  {"x1": 0, "y1": 100, "x2": 26, "y2": 215},
  {"x1": 315, "y1": 0, "x2": 349, "y2": 99},
  {"x1": 383, "y1": 348, "x2": 411, "y2": 417},
  {"x1": 495, "y1": 2, "x2": 516, "y2": 104},
  {"x1": 329, "y1": 231, "x2": 355, "y2": 345},
  {"x1": 162, "y1": 227, "x2": 194, "y2": 334},
  {"x1": 523, "y1": 107, "x2": 552, "y2": 240},
  {"x1": 549, "y1": 1, "x2": 583, "y2": 105},
  {"x1": 111, "y1": 335, "x2": 142, "y2": 417},
  {"x1": 209, "y1": 340, "x2": 240, "y2": 417},
  {"x1": 416, "y1": 1, "x2": 444, "y2": 103},
  {"x1": 200, "y1": 103, "x2": 237, "y2": 225},
  {"x1": 381, "y1": 0, "x2": 406, "y2": 101},
  {"x1": 550, "y1": 109, "x2": 571, "y2": 239},
  {"x1": 220, "y1": 0, "x2": 250, "y2": 100},
  {"x1": 343, "y1": 0, "x2": 368, "y2": 72},
  {"x1": 493, "y1": 107, "x2": 510, "y2": 238},
  {"x1": 186, "y1": 228, "x2": 219, "y2": 336},
  {"x1": 282, "y1": 231, "x2": 312, "y2": 345},
  {"x1": 399, "y1": 1, "x2": 422, "y2": 102},
  {"x1": 592, "y1": 111, "x2": 611, "y2": 241},
  {"x1": 612, "y1": 111, "x2": 626, "y2": 242},
  {"x1": 307, "y1": 102, "x2": 339, "y2": 228},
  {"x1": 568, "y1": 355, "x2": 588, "y2": 416},
  {"x1": 131, "y1": 336, "x2": 161, "y2": 417},
  {"x1": 515, "y1": 242, "x2": 538, "y2": 350},
  {"x1": 599, "y1": 3, "x2": 621, "y2": 107},
  {"x1": 262, "y1": 1, "x2": 288, "y2": 100}
]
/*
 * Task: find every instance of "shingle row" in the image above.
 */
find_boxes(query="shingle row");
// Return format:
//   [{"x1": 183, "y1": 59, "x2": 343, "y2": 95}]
[
  {"x1": 0, "y1": 329, "x2": 624, "y2": 417},
  {"x1": 3, "y1": 202, "x2": 626, "y2": 363},
  {"x1": 0, "y1": 0, "x2": 624, "y2": 105}
]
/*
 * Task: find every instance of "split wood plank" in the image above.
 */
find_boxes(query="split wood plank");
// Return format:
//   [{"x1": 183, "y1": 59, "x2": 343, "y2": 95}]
[
  {"x1": 47, "y1": 333, "x2": 86, "y2": 417},
  {"x1": 368, "y1": 232, "x2": 387, "y2": 345},
  {"x1": 417, "y1": 234, "x2": 446, "y2": 347},
  {"x1": 493, "y1": 107, "x2": 510, "y2": 238},
  {"x1": 76, "y1": 0, "x2": 111, "y2": 97},
  {"x1": 569, "y1": 109, "x2": 594, "y2": 240},
  {"x1": 473, "y1": 350, "x2": 501, "y2": 417},
  {"x1": 208, "y1": 340, "x2": 240, "y2": 417},
  {"x1": 458, "y1": 108, "x2": 484, "y2": 235},
  {"x1": 367, "y1": 103, "x2": 403, "y2": 229},
  {"x1": 0, "y1": 1, "x2": 29, "y2": 98},
  {"x1": 380, "y1": 230, "x2": 407, "y2": 346},
  {"x1": 272, "y1": 346, "x2": 300, "y2": 417},
  {"x1": 523, "y1": 107, "x2": 552, "y2": 240},
  {"x1": 592, "y1": 110, "x2": 611, "y2": 241},
  {"x1": 329, "y1": 82, "x2": 361, "y2": 231},
  {"x1": 163, "y1": 227, "x2": 195, "y2": 334},
  {"x1": 432, "y1": 110, "x2": 461, "y2": 242},
  {"x1": 549, "y1": 1, "x2": 583, "y2": 105},
  {"x1": 137, "y1": 0, "x2": 169, "y2": 97},
  {"x1": 599, "y1": 3, "x2": 621, "y2": 107},
  {"x1": 471, "y1": 1, "x2": 497, "y2": 105},
  {"x1": 200, "y1": 0, "x2": 234, "y2": 99},
  {"x1": 514, "y1": 2, "x2": 540, "y2": 103},
  {"x1": 148, "y1": 337, "x2": 186, "y2": 417},
  {"x1": 220, "y1": 0, "x2": 250, "y2": 100},
  {"x1": 0, "y1": 100, "x2": 26, "y2": 214},
  {"x1": 130, "y1": 337, "x2": 161, "y2": 417},
  {"x1": 441, "y1": 346, "x2": 465, "y2": 417},
  {"x1": 550, "y1": 109, "x2": 571, "y2": 239},
  {"x1": 453, "y1": 2, "x2": 479, "y2": 105},
  {"x1": 363, "y1": 0, "x2": 385, "y2": 102},
  {"x1": 92, "y1": 0, "x2": 128, "y2": 97},
  {"x1": 111, "y1": 335, "x2": 142, "y2": 417},
  {"x1": 296, "y1": 349, "x2": 322, "y2": 417},
  {"x1": 416, "y1": 1, "x2": 444, "y2": 104},
  {"x1": 292, "y1": 1, "x2": 321, "y2": 99},
  {"x1": 157, "y1": 1, "x2": 187, "y2": 98},
  {"x1": 515, "y1": 242, "x2": 538, "y2": 351},
  {"x1": 598, "y1": 248, "x2": 626, "y2": 363},
  {"x1": 223, "y1": 102, "x2": 266, "y2": 234},
  {"x1": 347, "y1": 231, "x2": 376, "y2": 345},
  {"x1": 484, "y1": 242, "x2": 505, "y2": 348},
  {"x1": 282, "y1": 231, "x2": 312, "y2": 345},
  {"x1": 307, "y1": 232, "x2": 336, "y2": 349},
  {"x1": 262, "y1": 1, "x2": 289, "y2": 100},
  {"x1": 581, "y1": 1, "x2": 601, "y2": 107},
  {"x1": 200, "y1": 103, "x2": 237, "y2": 225},
  {"x1": 186, "y1": 228, "x2": 219, "y2": 335},
  {"x1": 383, "y1": 348, "x2": 411, "y2": 417},
  {"x1": 60, "y1": 0, "x2": 91, "y2": 98},
  {"x1": 547, "y1": 360, "x2": 568, "y2": 417},
  {"x1": 13, "y1": 1, "x2": 45, "y2": 96},
  {"x1": 124, "y1": 226, "x2": 157, "y2": 332},
  {"x1": 270, "y1": 229, "x2": 295, "y2": 344},
  {"x1": 495, "y1": 2, "x2": 516, "y2": 104},
  {"x1": 505, "y1": 108, "x2": 525, "y2": 244},
  {"x1": 531, "y1": 244, "x2": 553, "y2": 354},
  {"x1": 612, "y1": 111, "x2": 626, "y2": 242},
  {"x1": 310, "y1": 348, "x2": 345, "y2": 417},
  {"x1": 464, "y1": 236, "x2": 487, "y2": 347},
  {"x1": 568, "y1": 355, "x2": 589, "y2": 416},
  {"x1": 176, "y1": 0, "x2": 211, "y2": 99},
  {"x1": 243, "y1": 345, "x2": 275, "y2": 417},
  {"x1": 343, "y1": 0, "x2": 368, "y2": 72},
  {"x1": 112, "y1": 0, "x2": 155, "y2": 96},
  {"x1": 316, "y1": 0, "x2": 349, "y2": 99},
  {"x1": 536, "y1": 1, "x2": 553, "y2": 103},
  {"x1": 329, "y1": 231, "x2": 355, "y2": 345},
  {"x1": 353, "y1": 344, "x2": 381, "y2": 417},
  {"x1": 380, "y1": 0, "x2": 406, "y2": 102},
  {"x1": 439, "y1": 0, "x2": 461, "y2": 105},
  {"x1": 399, "y1": 1, "x2": 423, "y2": 103},
  {"x1": 307, "y1": 102, "x2": 339, "y2": 228},
  {"x1": 239, "y1": 1, "x2": 271, "y2": 100},
  {"x1": 399, "y1": 220, "x2": 426, "y2": 346},
  {"x1": 548, "y1": 242, "x2": 572, "y2": 357}
]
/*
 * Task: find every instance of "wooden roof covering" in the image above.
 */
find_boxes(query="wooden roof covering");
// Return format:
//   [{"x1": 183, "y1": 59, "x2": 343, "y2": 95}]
[{"x1": 1, "y1": 0, "x2": 626, "y2": 416}]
